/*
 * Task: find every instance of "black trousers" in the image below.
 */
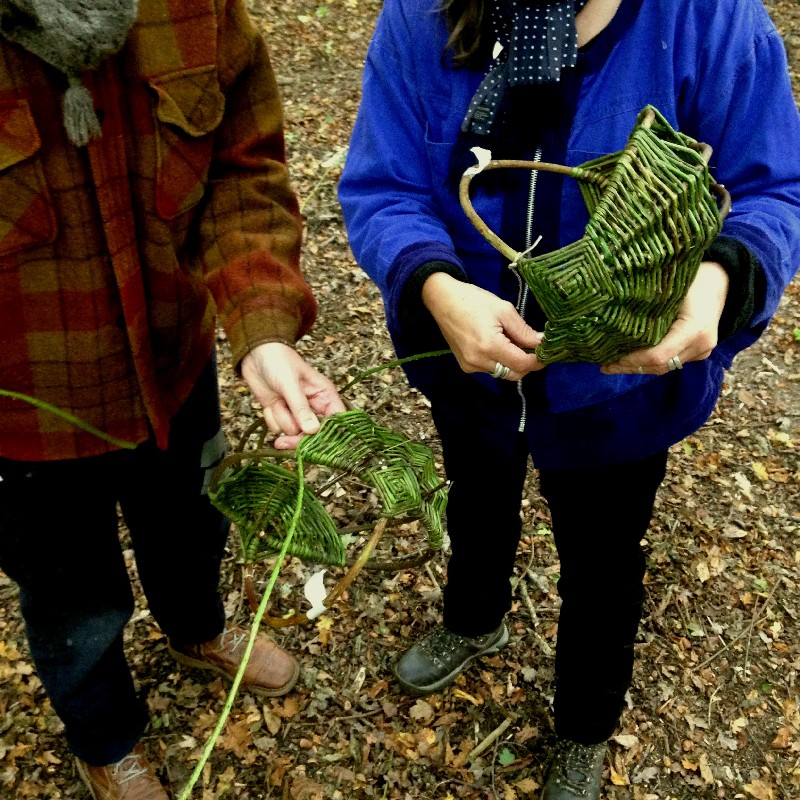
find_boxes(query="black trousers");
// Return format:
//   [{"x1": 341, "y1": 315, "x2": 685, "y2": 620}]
[
  {"x1": 431, "y1": 383, "x2": 667, "y2": 745},
  {"x1": 0, "y1": 359, "x2": 229, "y2": 765}
]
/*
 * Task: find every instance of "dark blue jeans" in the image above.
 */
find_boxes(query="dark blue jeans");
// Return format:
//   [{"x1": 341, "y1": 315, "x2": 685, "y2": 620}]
[
  {"x1": 431, "y1": 377, "x2": 667, "y2": 745},
  {"x1": 0, "y1": 359, "x2": 229, "y2": 765}
]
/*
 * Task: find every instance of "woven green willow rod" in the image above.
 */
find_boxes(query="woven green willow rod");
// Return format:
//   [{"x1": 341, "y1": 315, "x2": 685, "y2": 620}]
[
  {"x1": 0, "y1": 389, "x2": 136, "y2": 449},
  {"x1": 340, "y1": 348, "x2": 453, "y2": 393},
  {"x1": 178, "y1": 457, "x2": 307, "y2": 800},
  {"x1": 460, "y1": 106, "x2": 732, "y2": 364}
]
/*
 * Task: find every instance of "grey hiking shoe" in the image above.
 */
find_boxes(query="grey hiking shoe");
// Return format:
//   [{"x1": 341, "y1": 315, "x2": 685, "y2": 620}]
[
  {"x1": 541, "y1": 737, "x2": 606, "y2": 799},
  {"x1": 393, "y1": 621, "x2": 509, "y2": 695}
]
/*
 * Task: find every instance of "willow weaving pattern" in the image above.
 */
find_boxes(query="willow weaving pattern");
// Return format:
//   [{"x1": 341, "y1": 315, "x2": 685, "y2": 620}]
[
  {"x1": 462, "y1": 106, "x2": 730, "y2": 364},
  {"x1": 210, "y1": 461, "x2": 345, "y2": 565},
  {"x1": 209, "y1": 410, "x2": 447, "y2": 567},
  {"x1": 296, "y1": 410, "x2": 447, "y2": 549}
]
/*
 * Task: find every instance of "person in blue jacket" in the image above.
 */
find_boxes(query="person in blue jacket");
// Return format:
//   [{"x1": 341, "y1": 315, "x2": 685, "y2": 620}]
[{"x1": 338, "y1": 1, "x2": 800, "y2": 797}]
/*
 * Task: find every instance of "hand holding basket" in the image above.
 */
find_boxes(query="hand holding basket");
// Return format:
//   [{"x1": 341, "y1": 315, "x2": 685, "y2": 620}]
[{"x1": 459, "y1": 106, "x2": 732, "y2": 364}]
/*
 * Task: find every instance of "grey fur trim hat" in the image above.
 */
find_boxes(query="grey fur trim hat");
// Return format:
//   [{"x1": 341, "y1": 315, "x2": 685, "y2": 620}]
[{"x1": 0, "y1": 0, "x2": 139, "y2": 146}]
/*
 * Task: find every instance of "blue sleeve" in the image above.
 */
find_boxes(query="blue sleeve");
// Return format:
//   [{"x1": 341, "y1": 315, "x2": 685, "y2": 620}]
[
  {"x1": 680, "y1": 1, "x2": 800, "y2": 356},
  {"x1": 337, "y1": 0, "x2": 466, "y2": 336}
]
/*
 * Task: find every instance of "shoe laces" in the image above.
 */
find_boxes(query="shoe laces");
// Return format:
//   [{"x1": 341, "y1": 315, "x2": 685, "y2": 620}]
[
  {"x1": 111, "y1": 752, "x2": 149, "y2": 784},
  {"x1": 418, "y1": 626, "x2": 477, "y2": 662},
  {"x1": 553, "y1": 739, "x2": 605, "y2": 791},
  {"x1": 216, "y1": 624, "x2": 247, "y2": 656}
]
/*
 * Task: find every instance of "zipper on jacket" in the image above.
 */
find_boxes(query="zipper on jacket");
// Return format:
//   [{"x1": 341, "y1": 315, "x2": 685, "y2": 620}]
[{"x1": 514, "y1": 147, "x2": 542, "y2": 434}]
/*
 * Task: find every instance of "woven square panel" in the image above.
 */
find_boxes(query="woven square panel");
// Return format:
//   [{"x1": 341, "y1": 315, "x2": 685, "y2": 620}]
[{"x1": 459, "y1": 106, "x2": 731, "y2": 364}]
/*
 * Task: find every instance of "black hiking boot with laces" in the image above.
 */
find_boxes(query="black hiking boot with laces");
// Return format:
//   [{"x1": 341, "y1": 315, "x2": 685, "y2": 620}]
[
  {"x1": 541, "y1": 736, "x2": 606, "y2": 799},
  {"x1": 393, "y1": 622, "x2": 509, "y2": 695}
]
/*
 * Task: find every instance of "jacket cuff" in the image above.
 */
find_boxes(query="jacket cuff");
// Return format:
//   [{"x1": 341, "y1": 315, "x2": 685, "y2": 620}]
[
  {"x1": 385, "y1": 241, "x2": 466, "y2": 336},
  {"x1": 399, "y1": 259, "x2": 467, "y2": 331},
  {"x1": 704, "y1": 235, "x2": 764, "y2": 341}
]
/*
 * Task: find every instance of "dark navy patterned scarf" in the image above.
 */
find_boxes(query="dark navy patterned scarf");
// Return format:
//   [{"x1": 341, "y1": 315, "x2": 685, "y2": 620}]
[{"x1": 462, "y1": 0, "x2": 589, "y2": 137}]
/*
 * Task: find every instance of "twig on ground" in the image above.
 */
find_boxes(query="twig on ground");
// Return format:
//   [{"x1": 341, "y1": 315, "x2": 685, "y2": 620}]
[
  {"x1": 518, "y1": 581, "x2": 554, "y2": 657},
  {"x1": 424, "y1": 562, "x2": 442, "y2": 595},
  {"x1": 365, "y1": 548, "x2": 436, "y2": 572},
  {"x1": 511, "y1": 540, "x2": 537, "y2": 592},
  {"x1": 654, "y1": 585, "x2": 675, "y2": 621},
  {"x1": 744, "y1": 577, "x2": 783, "y2": 672},
  {"x1": 490, "y1": 738, "x2": 501, "y2": 800},
  {"x1": 237, "y1": 564, "x2": 251, "y2": 618},
  {"x1": 332, "y1": 709, "x2": 383, "y2": 723},
  {"x1": 694, "y1": 577, "x2": 783, "y2": 671},
  {"x1": 467, "y1": 715, "x2": 515, "y2": 762},
  {"x1": 708, "y1": 682, "x2": 723, "y2": 727},
  {"x1": 432, "y1": 779, "x2": 484, "y2": 794},
  {"x1": 631, "y1": 744, "x2": 653, "y2": 785}
]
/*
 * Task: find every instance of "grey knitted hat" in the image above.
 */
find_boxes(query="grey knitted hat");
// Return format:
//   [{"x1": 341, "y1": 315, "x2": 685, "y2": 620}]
[{"x1": 0, "y1": 0, "x2": 138, "y2": 146}]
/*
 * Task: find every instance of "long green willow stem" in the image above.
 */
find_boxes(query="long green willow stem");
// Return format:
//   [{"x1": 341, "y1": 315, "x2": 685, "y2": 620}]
[
  {"x1": 178, "y1": 457, "x2": 306, "y2": 800},
  {"x1": 0, "y1": 389, "x2": 136, "y2": 449},
  {"x1": 181, "y1": 345, "x2": 466, "y2": 795},
  {"x1": 340, "y1": 349, "x2": 452, "y2": 394}
]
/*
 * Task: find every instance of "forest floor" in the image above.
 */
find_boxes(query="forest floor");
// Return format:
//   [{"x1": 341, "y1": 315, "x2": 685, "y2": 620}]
[{"x1": 1, "y1": 1, "x2": 799, "y2": 799}]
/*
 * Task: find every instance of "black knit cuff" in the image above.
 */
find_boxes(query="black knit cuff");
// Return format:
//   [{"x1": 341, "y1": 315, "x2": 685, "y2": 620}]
[
  {"x1": 398, "y1": 259, "x2": 466, "y2": 333},
  {"x1": 704, "y1": 235, "x2": 764, "y2": 341}
]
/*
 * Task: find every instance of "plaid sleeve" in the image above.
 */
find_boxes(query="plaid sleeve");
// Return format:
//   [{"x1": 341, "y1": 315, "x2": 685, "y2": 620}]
[{"x1": 195, "y1": 0, "x2": 316, "y2": 367}]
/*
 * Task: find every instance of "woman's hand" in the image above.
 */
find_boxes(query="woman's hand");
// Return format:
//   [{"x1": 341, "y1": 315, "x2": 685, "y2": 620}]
[
  {"x1": 601, "y1": 261, "x2": 730, "y2": 375},
  {"x1": 241, "y1": 342, "x2": 347, "y2": 449},
  {"x1": 421, "y1": 272, "x2": 544, "y2": 380}
]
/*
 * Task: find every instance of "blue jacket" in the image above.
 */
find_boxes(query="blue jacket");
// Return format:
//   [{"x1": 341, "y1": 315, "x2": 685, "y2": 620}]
[{"x1": 339, "y1": 0, "x2": 800, "y2": 468}]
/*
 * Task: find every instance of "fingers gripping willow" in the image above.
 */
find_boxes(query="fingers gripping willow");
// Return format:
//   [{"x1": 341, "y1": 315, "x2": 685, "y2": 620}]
[
  {"x1": 460, "y1": 106, "x2": 732, "y2": 364},
  {"x1": 209, "y1": 410, "x2": 447, "y2": 568}
]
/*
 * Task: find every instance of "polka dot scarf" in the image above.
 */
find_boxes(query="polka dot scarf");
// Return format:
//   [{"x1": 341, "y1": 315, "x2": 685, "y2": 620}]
[{"x1": 462, "y1": 0, "x2": 589, "y2": 137}]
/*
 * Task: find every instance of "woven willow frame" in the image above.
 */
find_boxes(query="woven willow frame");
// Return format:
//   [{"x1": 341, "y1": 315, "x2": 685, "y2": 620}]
[
  {"x1": 207, "y1": 411, "x2": 448, "y2": 626},
  {"x1": 459, "y1": 106, "x2": 732, "y2": 364},
  {"x1": 209, "y1": 410, "x2": 446, "y2": 565}
]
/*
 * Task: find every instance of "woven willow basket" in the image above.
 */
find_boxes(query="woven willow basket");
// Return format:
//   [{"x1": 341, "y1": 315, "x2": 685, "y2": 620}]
[
  {"x1": 459, "y1": 106, "x2": 732, "y2": 364},
  {"x1": 208, "y1": 410, "x2": 448, "y2": 626}
]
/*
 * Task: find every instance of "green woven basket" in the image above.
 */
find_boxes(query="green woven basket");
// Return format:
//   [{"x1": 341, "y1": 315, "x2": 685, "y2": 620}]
[{"x1": 459, "y1": 106, "x2": 732, "y2": 364}]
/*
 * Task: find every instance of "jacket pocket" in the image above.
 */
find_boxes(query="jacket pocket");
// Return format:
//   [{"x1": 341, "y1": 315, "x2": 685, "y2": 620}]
[
  {"x1": 0, "y1": 99, "x2": 57, "y2": 258},
  {"x1": 423, "y1": 131, "x2": 500, "y2": 257},
  {"x1": 148, "y1": 65, "x2": 225, "y2": 220}
]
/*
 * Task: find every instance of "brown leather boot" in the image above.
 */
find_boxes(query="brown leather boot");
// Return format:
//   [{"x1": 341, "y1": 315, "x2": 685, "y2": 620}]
[
  {"x1": 168, "y1": 622, "x2": 300, "y2": 697},
  {"x1": 76, "y1": 743, "x2": 169, "y2": 800}
]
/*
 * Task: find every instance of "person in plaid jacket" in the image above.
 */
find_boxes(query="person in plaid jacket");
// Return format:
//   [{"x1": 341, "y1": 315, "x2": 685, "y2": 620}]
[{"x1": 0, "y1": 1, "x2": 345, "y2": 797}]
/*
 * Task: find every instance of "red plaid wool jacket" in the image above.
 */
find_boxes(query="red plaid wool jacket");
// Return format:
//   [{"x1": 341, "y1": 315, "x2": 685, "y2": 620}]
[{"x1": 0, "y1": 0, "x2": 316, "y2": 461}]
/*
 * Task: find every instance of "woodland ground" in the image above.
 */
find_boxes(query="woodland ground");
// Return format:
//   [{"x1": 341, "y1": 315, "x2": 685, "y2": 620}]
[{"x1": 1, "y1": 1, "x2": 799, "y2": 799}]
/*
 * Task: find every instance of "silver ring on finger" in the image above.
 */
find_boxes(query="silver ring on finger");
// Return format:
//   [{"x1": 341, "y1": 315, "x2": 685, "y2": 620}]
[
  {"x1": 667, "y1": 355, "x2": 683, "y2": 371},
  {"x1": 491, "y1": 361, "x2": 511, "y2": 380}
]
